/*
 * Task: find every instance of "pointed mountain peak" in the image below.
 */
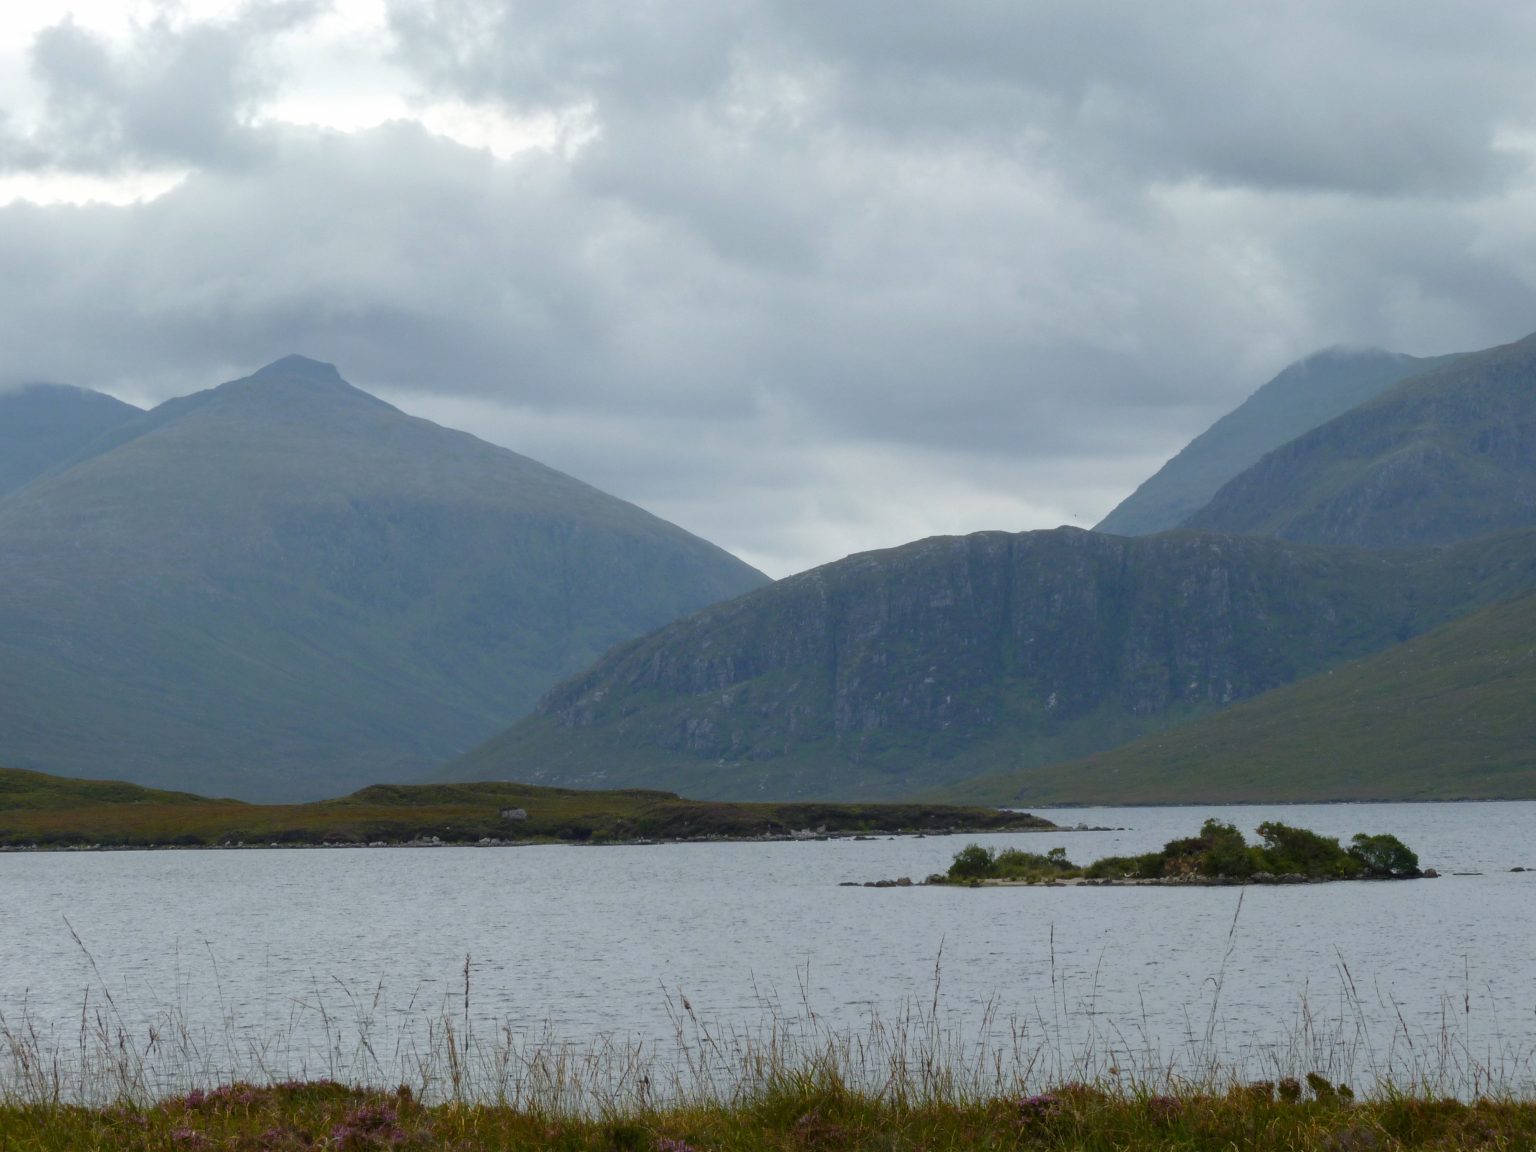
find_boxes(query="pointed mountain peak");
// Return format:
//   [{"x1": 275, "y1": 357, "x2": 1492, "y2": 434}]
[
  {"x1": 1292, "y1": 344, "x2": 1398, "y2": 370},
  {"x1": 1303, "y1": 342, "x2": 1388, "y2": 359},
  {"x1": 209, "y1": 355, "x2": 394, "y2": 417},
  {"x1": 251, "y1": 354, "x2": 346, "y2": 384}
]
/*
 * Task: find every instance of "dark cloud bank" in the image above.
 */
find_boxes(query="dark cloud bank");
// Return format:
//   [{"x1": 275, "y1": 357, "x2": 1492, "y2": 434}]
[{"x1": 4, "y1": 0, "x2": 1536, "y2": 575}]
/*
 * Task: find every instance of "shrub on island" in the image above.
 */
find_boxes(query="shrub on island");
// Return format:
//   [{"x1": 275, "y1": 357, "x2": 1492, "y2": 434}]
[
  {"x1": 942, "y1": 844, "x2": 1077, "y2": 884},
  {"x1": 937, "y1": 820, "x2": 1420, "y2": 884}
]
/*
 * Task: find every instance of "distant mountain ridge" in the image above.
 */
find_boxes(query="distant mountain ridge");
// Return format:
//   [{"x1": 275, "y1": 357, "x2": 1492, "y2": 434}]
[
  {"x1": 1185, "y1": 331, "x2": 1536, "y2": 547},
  {"x1": 0, "y1": 382, "x2": 142, "y2": 496},
  {"x1": 442, "y1": 525, "x2": 1533, "y2": 800},
  {"x1": 1096, "y1": 346, "x2": 1461, "y2": 536},
  {"x1": 450, "y1": 324, "x2": 1536, "y2": 804},
  {"x1": 0, "y1": 356, "x2": 767, "y2": 800}
]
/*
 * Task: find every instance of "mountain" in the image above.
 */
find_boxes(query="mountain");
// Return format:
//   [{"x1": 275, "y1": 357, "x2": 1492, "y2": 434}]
[
  {"x1": 945, "y1": 581, "x2": 1536, "y2": 805},
  {"x1": 1184, "y1": 331, "x2": 1536, "y2": 547},
  {"x1": 0, "y1": 382, "x2": 142, "y2": 496},
  {"x1": 442, "y1": 526, "x2": 1529, "y2": 800},
  {"x1": 1096, "y1": 347, "x2": 1460, "y2": 537},
  {"x1": 0, "y1": 356, "x2": 766, "y2": 801}
]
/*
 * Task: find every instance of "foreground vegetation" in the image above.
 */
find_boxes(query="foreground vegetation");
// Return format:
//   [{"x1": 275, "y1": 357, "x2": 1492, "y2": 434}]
[
  {"x1": 0, "y1": 767, "x2": 1052, "y2": 849},
  {"x1": 4, "y1": 1076, "x2": 1536, "y2": 1151},
  {"x1": 934, "y1": 820, "x2": 1421, "y2": 885},
  {"x1": 2, "y1": 924, "x2": 1526, "y2": 1151}
]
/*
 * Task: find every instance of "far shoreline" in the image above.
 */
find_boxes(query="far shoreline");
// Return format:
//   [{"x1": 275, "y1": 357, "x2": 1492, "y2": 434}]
[{"x1": 0, "y1": 823, "x2": 1111, "y2": 854}]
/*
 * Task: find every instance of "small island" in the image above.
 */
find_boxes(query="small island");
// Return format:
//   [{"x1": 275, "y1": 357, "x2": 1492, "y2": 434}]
[{"x1": 922, "y1": 819, "x2": 1425, "y2": 886}]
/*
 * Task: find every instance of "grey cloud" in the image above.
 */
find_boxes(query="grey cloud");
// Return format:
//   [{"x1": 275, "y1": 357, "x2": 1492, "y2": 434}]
[
  {"x1": 390, "y1": 0, "x2": 1536, "y2": 198},
  {"x1": 773, "y1": 2, "x2": 1536, "y2": 195},
  {"x1": 4, "y1": 4, "x2": 1536, "y2": 575},
  {"x1": 387, "y1": 0, "x2": 754, "y2": 111},
  {"x1": 7, "y1": 2, "x2": 325, "y2": 172}
]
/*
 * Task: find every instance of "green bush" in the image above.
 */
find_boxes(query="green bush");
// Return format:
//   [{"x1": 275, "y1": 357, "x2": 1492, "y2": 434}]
[
  {"x1": 947, "y1": 843, "x2": 996, "y2": 880},
  {"x1": 1348, "y1": 832, "x2": 1419, "y2": 877},
  {"x1": 1148, "y1": 820, "x2": 1263, "y2": 878},
  {"x1": 990, "y1": 846, "x2": 1077, "y2": 880},
  {"x1": 1255, "y1": 822, "x2": 1362, "y2": 878},
  {"x1": 1197, "y1": 819, "x2": 1259, "y2": 878}
]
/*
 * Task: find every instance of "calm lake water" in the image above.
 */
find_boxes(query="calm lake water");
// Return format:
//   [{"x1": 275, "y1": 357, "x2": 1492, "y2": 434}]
[{"x1": 3, "y1": 802, "x2": 1534, "y2": 1096}]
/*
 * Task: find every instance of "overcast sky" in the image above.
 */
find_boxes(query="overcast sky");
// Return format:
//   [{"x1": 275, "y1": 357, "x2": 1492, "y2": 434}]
[{"x1": 4, "y1": 2, "x2": 1536, "y2": 576}]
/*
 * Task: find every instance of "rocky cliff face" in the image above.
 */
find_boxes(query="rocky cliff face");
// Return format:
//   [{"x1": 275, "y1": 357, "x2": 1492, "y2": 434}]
[
  {"x1": 447, "y1": 527, "x2": 1472, "y2": 799},
  {"x1": 947, "y1": 576, "x2": 1536, "y2": 807}
]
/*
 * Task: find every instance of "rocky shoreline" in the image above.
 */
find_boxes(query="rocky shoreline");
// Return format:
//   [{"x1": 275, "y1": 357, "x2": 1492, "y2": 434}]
[{"x1": 0, "y1": 823, "x2": 1111, "y2": 853}]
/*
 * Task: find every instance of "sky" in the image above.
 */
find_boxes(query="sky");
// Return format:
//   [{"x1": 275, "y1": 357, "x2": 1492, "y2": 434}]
[{"x1": 4, "y1": 2, "x2": 1536, "y2": 577}]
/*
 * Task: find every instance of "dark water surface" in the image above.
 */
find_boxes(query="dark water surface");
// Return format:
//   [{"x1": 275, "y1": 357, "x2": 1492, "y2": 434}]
[{"x1": 3, "y1": 802, "x2": 1534, "y2": 1092}]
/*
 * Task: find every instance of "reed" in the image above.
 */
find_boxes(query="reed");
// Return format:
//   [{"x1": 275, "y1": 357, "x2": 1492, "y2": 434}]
[
  {"x1": 3, "y1": 950, "x2": 1533, "y2": 1110},
  {"x1": 5, "y1": 927, "x2": 1535, "y2": 1148}
]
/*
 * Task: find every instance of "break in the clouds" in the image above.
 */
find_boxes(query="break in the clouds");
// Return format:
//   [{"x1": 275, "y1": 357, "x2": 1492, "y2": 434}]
[{"x1": 4, "y1": 2, "x2": 1536, "y2": 576}]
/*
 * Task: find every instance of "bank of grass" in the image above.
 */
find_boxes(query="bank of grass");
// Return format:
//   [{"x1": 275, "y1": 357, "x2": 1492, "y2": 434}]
[
  {"x1": 5, "y1": 1076, "x2": 1536, "y2": 1151},
  {"x1": 6, "y1": 968, "x2": 1535, "y2": 1150},
  {"x1": 0, "y1": 767, "x2": 1052, "y2": 849}
]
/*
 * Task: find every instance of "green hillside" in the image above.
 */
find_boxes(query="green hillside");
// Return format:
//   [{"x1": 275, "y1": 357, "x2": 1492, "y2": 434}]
[
  {"x1": 1097, "y1": 346, "x2": 1459, "y2": 536},
  {"x1": 944, "y1": 588, "x2": 1536, "y2": 805},
  {"x1": 0, "y1": 765, "x2": 213, "y2": 811},
  {"x1": 1185, "y1": 330, "x2": 1536, "y2": 547},
  {"x1": 0, "y1": 356, "x2": 766, "y2": 801},
  {"x1": 0, "y1": 382, "x2": 141, "y2": 496},
  {"x1": 443, "y1": 527, "x2": 1536, "y2": 801}
]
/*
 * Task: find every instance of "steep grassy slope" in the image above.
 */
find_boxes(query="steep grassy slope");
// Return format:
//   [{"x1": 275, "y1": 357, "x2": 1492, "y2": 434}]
[
  {"x1": 0, "y1": 767, "x2": 1052, "y2": 847},
  {"x1": 1185, "y1": 330, "x2": 1536, "y2": 547},
  {"x1": 0, "y1": 383, "x2": 141, "y2": 495},
  {"x1": 445, "y1": 527, "x2": 1535, "y2": 801},
  {"x1": 945, "y1": 587, "x2": 1536, "y2": 805},
  {"x1": 1097, "y1": 346, "x2": 1459, "y2": 537},
  {"x1": 0, "y1": 356, "x2": 766, "y2": 800}
]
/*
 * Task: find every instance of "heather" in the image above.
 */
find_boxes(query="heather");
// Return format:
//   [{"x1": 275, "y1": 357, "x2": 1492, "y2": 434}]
[{"x1": 7, "y1": 1077, "x2": 1536, "y2": 1151}]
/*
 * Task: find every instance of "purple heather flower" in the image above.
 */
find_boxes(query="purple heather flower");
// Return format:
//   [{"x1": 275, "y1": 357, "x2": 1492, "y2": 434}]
[
  {"x1": 1017, "y1": 1093, "x2": 1063, "y2": 1123},
  {"x1": 1148, "y1": 1095, "x2": 1184, "y2": 1123}
]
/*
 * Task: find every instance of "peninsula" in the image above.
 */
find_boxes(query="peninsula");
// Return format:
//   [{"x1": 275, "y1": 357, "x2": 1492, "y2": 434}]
[{"x1": 0, "y1": 767, "x2": 1055, "y2": 850}]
